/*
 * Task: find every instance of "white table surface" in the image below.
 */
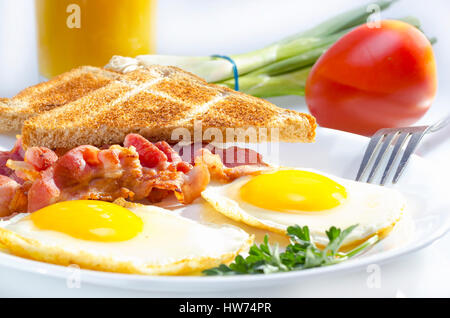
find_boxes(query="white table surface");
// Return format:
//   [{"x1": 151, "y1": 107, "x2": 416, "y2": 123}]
[{"x1": 0, "y1": 0, "x2": 449, "y2": 297}]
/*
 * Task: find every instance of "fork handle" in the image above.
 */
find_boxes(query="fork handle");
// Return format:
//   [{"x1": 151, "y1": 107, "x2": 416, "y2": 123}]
[{"x1": 429, "y1": 114, "x2": 450, "y2": 133}]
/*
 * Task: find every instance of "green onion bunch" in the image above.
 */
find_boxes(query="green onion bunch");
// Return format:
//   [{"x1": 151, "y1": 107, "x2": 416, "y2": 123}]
[{"x1": 108, "y1": 1, "x2": 425, "y2": 98}]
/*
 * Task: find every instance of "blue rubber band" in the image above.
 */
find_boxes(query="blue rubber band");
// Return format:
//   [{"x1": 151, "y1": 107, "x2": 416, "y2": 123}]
[{"x1": 211, "y1": 54, "x2": 239, "y2": 91}]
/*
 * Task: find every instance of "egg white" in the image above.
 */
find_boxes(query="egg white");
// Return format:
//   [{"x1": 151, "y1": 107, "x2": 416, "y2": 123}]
[
  {"x1": 0, "y1": 199, "x2": 253, "y2": 275},
  {"x1": 201, "y1": 168, "x2": 406, "y2": 248}
]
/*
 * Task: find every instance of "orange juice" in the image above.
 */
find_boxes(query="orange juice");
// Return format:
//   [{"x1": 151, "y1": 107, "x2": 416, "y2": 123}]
[{"x1": 36, "y1": 0, "x2": 156, "y2": 78}]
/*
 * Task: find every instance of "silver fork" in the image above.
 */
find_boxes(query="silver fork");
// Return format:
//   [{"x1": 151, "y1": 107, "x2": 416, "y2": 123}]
[{"x1": 356, "y1": 115, "x2": 450, "y2": 185}]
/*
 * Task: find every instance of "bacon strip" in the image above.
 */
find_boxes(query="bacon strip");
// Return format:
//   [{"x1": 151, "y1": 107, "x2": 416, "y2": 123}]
[
  {"x1": 28, "y1": 168, "x2": 60, "y2": 212},
  {"x1": 0, "y1": 138, "x2": 26, "y2": 183},
  {"x1": 24, "y1": 147, "x2": 58, "y2": 171},
  {"x1": 0, "y1": 176, "x2": 25, "y2": 216},
  {"x1": 155, "y1": 141, "x2": 192, "y2": 173},
  {"x1": 195, "y1": 148, "x2": 271, "y2": 183},
  {"x1": 124, "y1": 134, "x2": 168, "y2": 169},
  {"x1": 178, "y1": 143, "x2": 268, "y2": 168},
  {"x1": 0, "y1": 134, "x2": 269, "y2": 216},
  {"x1": 177, "y1": 156, "x2": 210, "y2": 204},
  {"x1": 26, "y1": 142, "x2": 205, "y2": 211}
]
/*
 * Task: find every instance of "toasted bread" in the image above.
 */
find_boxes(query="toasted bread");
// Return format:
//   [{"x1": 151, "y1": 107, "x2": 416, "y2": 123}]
[
  {"x1": 0, "y1": 66, "x2": 121, "y2": 132},
  {"x1": 22, "y1": 65, "x2": 316, "y2": 149}
]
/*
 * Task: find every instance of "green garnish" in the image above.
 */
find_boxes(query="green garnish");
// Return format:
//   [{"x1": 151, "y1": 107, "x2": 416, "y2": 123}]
[{"x1": 203, "y1": 224, "x2": 378, "y2": 276}]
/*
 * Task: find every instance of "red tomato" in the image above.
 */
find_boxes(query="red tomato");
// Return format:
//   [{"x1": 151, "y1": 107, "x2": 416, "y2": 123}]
[{"x1": 305, "y1": 20, "x2": 437, "y2": 136}]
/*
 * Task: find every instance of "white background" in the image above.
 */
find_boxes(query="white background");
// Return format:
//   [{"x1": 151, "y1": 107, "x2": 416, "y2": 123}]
[{"x1": 0, "y1": 0, "x2": 449, "y2": 297}]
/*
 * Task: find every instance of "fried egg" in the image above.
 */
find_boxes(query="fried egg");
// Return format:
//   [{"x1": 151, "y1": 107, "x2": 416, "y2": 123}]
[
  {"x1": 0, "y1": 199, "x2": 253, "y2": 275},
  {"x1": 201, "y1": 168, "x2": 406, "y2": 249}
]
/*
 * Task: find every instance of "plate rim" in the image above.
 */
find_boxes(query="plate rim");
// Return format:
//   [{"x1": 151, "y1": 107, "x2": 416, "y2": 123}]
[{"x1": 0, "y1": 217, "x2": 448, "y2": 286}]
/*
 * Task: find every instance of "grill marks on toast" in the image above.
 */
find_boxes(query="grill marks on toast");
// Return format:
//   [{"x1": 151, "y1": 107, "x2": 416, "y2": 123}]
[
  {"x1": 23, "y1": 66, "x2": 228, "y2": 147},
  {"x1": 202, "y1": 95, "x2": 278, "y2": 127},
  {"x1": 0, "y1": 66, "x2": 120, "y2": 132},
  {"x1": 97, "y1": 91, "x2": 193, "y2": 129},
  {"x1": 149, "y1": 77, "x2": 220, "y2": 105},
  {"x1": 21, "y1": 65, "x2": 316, "y2": 148},
  {"x1": 16, "y1": 73, "x2": 112, "y2": 113}
]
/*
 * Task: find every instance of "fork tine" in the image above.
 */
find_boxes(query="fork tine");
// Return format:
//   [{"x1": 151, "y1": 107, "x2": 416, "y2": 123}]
[
  {"x1": 356, "y1": 133, "x2": 385, "y2": 181},
  {"x1": 392, "y1": 130, "x2": 427, "y2": 183},
  {"x1": 380, "y1": 132, "x2": 410, "y2": 185},
  {"x1": 367, "y1": 132, "x2": 398, "y2": 183}
]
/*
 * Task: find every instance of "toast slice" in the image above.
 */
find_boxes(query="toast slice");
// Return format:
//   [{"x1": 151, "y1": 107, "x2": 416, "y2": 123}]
[
  {"x1": 22, "y1": 65, "x2": 316, "y2": 149},
  {"x1": 0, "y1": 66, "x2": 121, "y2": 132}
]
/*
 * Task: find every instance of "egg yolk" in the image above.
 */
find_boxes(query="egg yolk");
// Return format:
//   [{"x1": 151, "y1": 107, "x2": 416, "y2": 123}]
[
  {"x1": 31, "y1": 201, "x2": 143, "y2": 242},
  {"x1": 239, "y1": 170, "x2": 347, "y2": 212}
]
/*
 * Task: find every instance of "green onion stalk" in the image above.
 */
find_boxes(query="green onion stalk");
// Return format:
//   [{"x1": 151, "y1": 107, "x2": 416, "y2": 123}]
[{"x1": 105, "y1": 0, "x2": 427, "y2": 98}]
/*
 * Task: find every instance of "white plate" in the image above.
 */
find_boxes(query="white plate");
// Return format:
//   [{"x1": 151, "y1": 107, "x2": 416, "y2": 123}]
[{"x1": 0, "y1": 127, "x2": 448, "y2": 292}]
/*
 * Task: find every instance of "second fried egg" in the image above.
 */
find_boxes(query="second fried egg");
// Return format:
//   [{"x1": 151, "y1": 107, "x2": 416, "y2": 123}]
[{"x1": 201, "y1": 168, "x2": 406, "y2": 249}]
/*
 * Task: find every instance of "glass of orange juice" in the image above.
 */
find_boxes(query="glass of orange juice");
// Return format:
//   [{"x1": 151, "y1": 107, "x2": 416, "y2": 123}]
[{"x1": 35, "y1": 0, "x2": 157, "y2": 79}]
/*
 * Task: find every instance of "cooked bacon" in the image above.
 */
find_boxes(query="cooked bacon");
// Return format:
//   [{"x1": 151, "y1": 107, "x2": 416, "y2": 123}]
[
  {"x1": 178, "y1": 143, "x2": 268, "y2": 168},
  {"x1": 0, "y1": 133, "x2": 268, "y2": 214},
  {"x1": 195, "y1": 148, "x2": 270, "y2": 183},
  {"x1": 6, "y1": 146, "x2": 59, "y2": 183},
  {"x1": 53, "y1": 145, "x2": 100, "y2": 187},
  {"x1": 155, "y1": 141, "x2": 192, "y2": 173},
  {"x1": 24, "y1": 147, "x2": 58, "y2": 171},
  {"x1": 25, "y1": 142, "x2": 198, "y2": 211},
  {"x1": 124, "y1": 134, "x2": 168, "y2": 169},
  {"x1": 0, "y1": 138, "x2": 26, "y2": 183},
  {"x1": 147, "y1": 188, "x2": 171, "y2": 203},
  {"x1": 6, "y1": 160, "x2": 39, "y2": 181},
  {"x1": 155, "y1": 141, "x2": 179, "y2": 163},
  {"x1": 30, "y1": 145, "x2": 145, "y2": 211},
  {"x1": 211, "y1": 146, "x2": 267, "y2": 168},
  {"x1": 176, "y1": 157, "x2": 210, "y2": 204},
  {"x1": 97, "y1": 146, "x2": 122, "y2": 178},
  {"x1": 0, "y1": 176, "x2": 24, "y2": 217},
  {"x1": 28, "y1": 167, "x2": 61, "y2": 212},
  {"x1": 176, "y1": 161, "x2": 193, "y2": 174},
  {"x1": 116, "y1": 149, "x2": 152, "y2": 199}
]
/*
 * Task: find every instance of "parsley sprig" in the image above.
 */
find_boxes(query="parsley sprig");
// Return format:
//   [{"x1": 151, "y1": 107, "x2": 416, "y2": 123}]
[{"x1": 203, "y1": 224, "x2": 378, "y2": 276}]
